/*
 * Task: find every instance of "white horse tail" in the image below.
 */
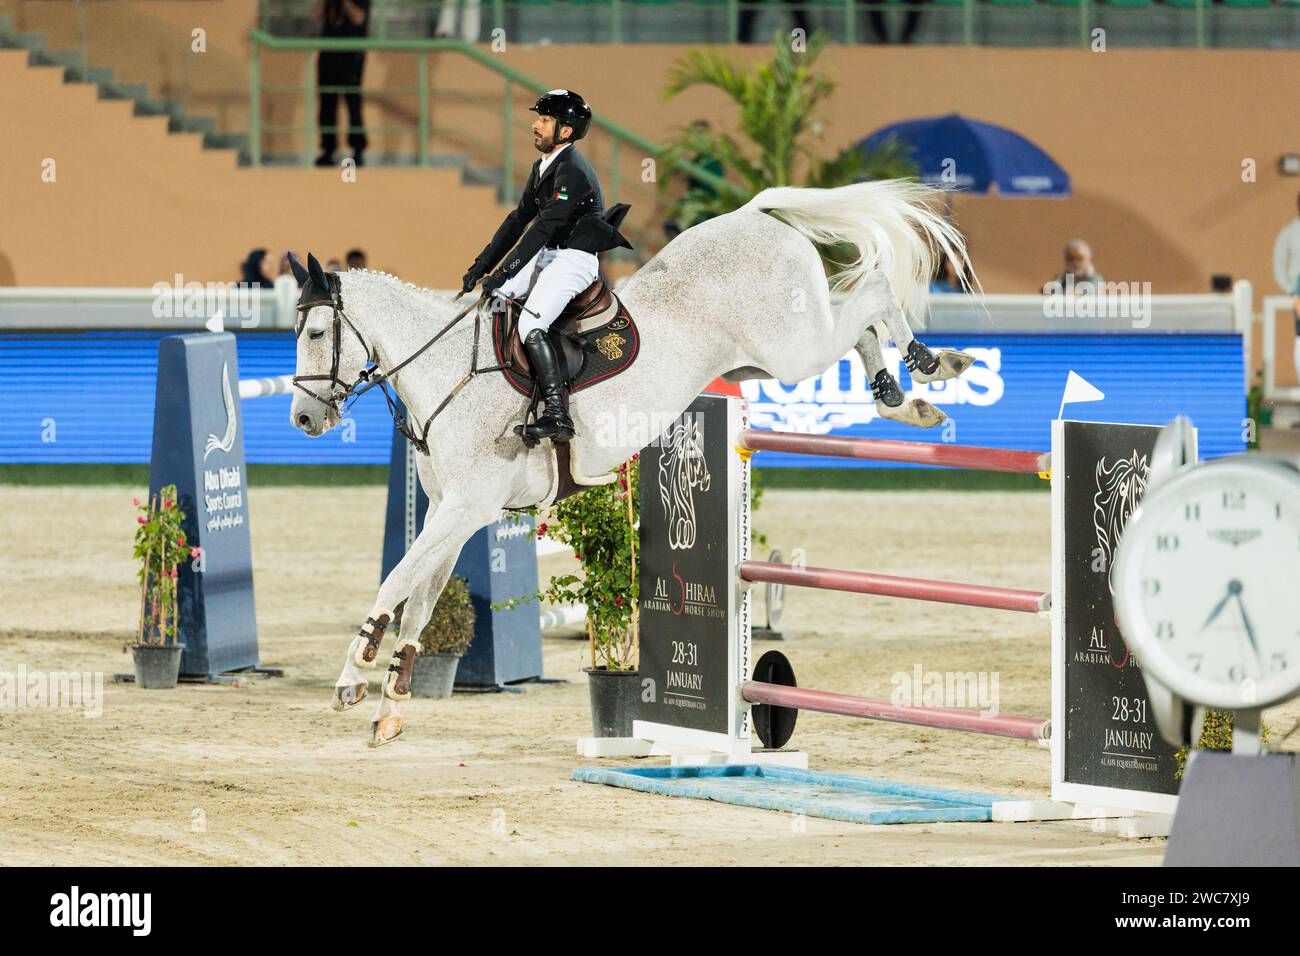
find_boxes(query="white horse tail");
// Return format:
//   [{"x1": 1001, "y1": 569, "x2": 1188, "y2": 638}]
[{"x1": 743, "y1": 180, "x2": 975, "y2": 320}]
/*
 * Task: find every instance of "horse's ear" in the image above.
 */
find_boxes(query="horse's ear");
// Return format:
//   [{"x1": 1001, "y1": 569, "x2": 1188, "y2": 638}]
[
  {"x1": 306, "y1": 253, "x2": 328, "y2": 290},
  {"x1": 288, "y1": 252, "x2": 310, "y2": 285}
]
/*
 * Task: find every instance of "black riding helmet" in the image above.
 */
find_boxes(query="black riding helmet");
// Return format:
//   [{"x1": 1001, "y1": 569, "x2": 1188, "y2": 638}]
[{"x1": 530, "y1": 89, "x2": 592, "y2": 143}]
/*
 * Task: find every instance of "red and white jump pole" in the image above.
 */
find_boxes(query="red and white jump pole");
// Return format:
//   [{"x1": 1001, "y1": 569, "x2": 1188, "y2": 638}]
[
  {"x1": 740, "y1": 560, "x2": 1050, "y2": 614},
  {"x1": 738, "y1": 429, "x2": 1050, "y2": 475},
  {"x1": 742, "y1": 678, "x2": 1050, "y2": 742}
]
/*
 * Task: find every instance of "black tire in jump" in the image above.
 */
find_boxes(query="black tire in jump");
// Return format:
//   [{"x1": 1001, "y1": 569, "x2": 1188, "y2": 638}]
[{"x1": 750, "y1": 650, "x2": 799, "y2": 750}]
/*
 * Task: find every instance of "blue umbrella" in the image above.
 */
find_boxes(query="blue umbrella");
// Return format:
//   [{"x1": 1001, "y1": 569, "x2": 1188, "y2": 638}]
[{"x1": 859, "y1": 113, "x2": 1070, "y2": 198}]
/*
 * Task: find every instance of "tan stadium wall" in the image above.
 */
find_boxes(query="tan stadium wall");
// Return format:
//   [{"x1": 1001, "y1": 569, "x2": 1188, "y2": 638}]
[{"x1": 0, "y1": 4, "x2": 1297, "y2": 378}]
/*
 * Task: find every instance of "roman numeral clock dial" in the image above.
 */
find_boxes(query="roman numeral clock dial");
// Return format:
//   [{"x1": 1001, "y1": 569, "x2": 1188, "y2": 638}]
[{"x1": 1115, "y1": 456, "x2": 1300, "y2": 714}]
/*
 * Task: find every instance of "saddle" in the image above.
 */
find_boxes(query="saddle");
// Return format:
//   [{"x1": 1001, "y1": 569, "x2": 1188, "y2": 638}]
[
  {"x1": 492, "y1": 276, "x2": 641, "y2": 507},
  {"x1": 500, "y1": 278, "x2": 609, "y2": 381},
  {"x1": 492, "y1": 277, "x2": 639, "y2": 402}
]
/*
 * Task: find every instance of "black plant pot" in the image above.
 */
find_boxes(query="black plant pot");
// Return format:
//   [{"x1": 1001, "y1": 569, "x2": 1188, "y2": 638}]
[
  {"x1": 585, "y1": 667, "x2": 641, "y2": 738},
  {"x1": 131, "y1": 643, "x2": 184, "y2": 690}
]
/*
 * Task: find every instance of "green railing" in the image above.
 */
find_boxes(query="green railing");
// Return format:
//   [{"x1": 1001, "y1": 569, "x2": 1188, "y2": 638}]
[{"x1": 248, "y1": 29, "x2": 741, "y2": 250}]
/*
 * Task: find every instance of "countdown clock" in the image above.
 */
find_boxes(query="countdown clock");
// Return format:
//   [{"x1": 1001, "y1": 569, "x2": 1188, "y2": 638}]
[{"x1": 1114, "y1": 421, "x2": 1300, "y2": 748}]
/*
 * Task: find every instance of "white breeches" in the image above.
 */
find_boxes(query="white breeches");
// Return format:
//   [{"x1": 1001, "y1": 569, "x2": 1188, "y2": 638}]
[{"x1": 498, "y1": 246, "x2": 600, "y2": 338}]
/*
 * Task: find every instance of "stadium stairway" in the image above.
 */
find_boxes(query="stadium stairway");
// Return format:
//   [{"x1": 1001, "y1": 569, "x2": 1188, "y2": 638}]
[{"x1": 0, "y1": 14, "x2": 507, "y2": 192}]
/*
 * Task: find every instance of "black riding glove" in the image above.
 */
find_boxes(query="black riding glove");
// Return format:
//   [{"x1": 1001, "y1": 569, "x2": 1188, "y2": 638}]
[
  {"x1": 481, "y1": 272, "x2": 506, "y2": 296},
  {"x1": 462, "y1": 261, "x2": 487, "y2": 295}
]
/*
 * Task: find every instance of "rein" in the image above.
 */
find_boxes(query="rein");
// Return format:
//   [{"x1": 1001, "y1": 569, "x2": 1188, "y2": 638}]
[{"x1": 292, "y1": 278, "x2": 511, "y2": 455}]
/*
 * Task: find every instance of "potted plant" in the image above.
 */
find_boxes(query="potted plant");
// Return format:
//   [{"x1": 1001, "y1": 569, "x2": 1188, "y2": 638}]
[
  {"x1": 405, "y1": 575, "x2": 476, "y2": 698},
  {"x1": 535, "y1": 456, "x2": 641, "y2": 737},
  {"x1": 131, "y1": 485, "x2": 198, "y2": 689}
]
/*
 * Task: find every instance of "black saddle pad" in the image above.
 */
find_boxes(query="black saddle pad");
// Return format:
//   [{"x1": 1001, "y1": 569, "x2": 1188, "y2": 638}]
[{"x1": 493, "y1": 294, "x2": 640, "y2": 399}]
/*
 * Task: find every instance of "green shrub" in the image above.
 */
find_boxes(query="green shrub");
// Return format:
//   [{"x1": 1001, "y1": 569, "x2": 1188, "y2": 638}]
[{"x1": 412, "y1": 575, "x2": 477, "y2": 656}]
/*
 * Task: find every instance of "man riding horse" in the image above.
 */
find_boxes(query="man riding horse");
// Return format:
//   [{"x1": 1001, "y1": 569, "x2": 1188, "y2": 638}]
[{"x1": 460, "y1": 89, "x2": 632, "y2": 445}]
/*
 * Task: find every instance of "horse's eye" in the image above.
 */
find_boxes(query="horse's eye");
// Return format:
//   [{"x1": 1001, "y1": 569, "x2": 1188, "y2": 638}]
[{"x1": 309, "y1": 329, "x2": 325, "y2": 341}]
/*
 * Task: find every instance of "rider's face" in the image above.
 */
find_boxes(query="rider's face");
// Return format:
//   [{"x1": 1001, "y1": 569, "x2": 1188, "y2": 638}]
[{"x1": 532, "y1": 115, "x2": 572, "y2": 154}]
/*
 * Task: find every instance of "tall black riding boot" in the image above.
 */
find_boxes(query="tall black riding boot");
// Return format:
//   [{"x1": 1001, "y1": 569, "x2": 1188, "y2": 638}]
[{"x1": 521, "y1": 329, "x2": 574, "y2": 444}]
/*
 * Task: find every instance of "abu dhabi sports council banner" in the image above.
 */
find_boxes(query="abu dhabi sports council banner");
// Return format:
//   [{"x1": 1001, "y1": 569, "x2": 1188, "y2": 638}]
[{"x1": 0, "y1": 331, "x2": 1245, "y2": 466}]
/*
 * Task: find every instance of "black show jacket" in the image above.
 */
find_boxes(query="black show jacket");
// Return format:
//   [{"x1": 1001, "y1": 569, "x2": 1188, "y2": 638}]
[{"x1": 473, "y1": 144, "x2": 633, "y2": 281}]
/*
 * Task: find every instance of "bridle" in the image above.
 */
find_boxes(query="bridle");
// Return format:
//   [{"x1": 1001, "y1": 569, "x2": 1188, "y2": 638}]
[
  {"x1": 292, "y1": 272, "x2": 376, "y2": 413},
  {"x1": 292, "y1": 273, "x2": 511, "y2": 455}
]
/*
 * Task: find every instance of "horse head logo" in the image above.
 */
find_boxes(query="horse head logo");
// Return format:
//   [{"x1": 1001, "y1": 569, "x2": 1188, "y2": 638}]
[
  {"x1": 1093, "y1": 449, "x2": 1148, "y2": 596},
  {"x1": 204, "y1": 361, "x2": 237, "y2": 461},
  {"x1": 657, "y1": 416, "x2": 712, "y2": 551}
]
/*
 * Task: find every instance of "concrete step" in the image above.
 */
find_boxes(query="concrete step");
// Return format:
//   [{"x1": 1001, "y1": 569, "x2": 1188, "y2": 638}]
[
  {"x1": 168, "y1": 112, "x2": 218, "y2": 135},
  {"x1": 100, "y1": 80, "x2": 149, "y2": 101},
  {"x1": 0, "y1": 32, "x2": 49, "y2": 53}
]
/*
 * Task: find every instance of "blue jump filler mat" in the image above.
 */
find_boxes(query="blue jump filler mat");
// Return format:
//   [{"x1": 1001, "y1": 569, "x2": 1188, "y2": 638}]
[{"x1": 572, "y1": 765, "x2": 1009, "y2": 825}]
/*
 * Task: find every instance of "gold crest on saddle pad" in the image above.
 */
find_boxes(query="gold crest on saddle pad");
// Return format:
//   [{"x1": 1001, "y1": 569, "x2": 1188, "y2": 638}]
[{"x1": 596, "y1": 331, "x2": 626, "y2": 361}]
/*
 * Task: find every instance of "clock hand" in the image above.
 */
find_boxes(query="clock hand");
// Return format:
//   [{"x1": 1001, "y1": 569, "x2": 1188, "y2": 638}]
[
  {"x1": 1231, "y1": 586, "x2": 1263, "y2": 666},
  {"x1": 1198, "y1": 585, "x2": 1234, "y2": 634}
]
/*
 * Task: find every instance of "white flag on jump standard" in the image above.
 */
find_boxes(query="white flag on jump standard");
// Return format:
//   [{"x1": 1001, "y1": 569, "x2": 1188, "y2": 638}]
[{"x1": 1057, "y1": 370, "x2": 1105, "y2": 420}]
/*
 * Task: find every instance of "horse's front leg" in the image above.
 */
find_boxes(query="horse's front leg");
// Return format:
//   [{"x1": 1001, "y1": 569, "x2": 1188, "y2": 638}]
[
  {"x1": 360, "y1": 495, "x2": 502, "y2": 747},
  {"x1": 367, "y1": 553, "x2": 456, "y2": 747},
  {"x1": 333, "y1": 459, "x2": 445, "y2": 712}
]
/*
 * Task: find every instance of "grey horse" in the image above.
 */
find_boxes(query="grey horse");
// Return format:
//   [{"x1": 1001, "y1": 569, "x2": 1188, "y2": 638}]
[{"x1": 289, "y1": 178, "x2": 976, "y2": 746}]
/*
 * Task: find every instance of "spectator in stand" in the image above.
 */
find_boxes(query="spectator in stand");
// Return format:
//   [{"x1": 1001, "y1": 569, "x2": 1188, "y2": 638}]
[
  {"x1": 326, "y1": 258, "x2": 344, "y2": 272},
  {"x1": 277, "y1": 250, "x2": 306, "y2": 278},
  {"x1": 867, "y1": 0, "x2": 923, "y2": 44},
  {"x1": 663, "y1": 121, "x2": 724, "y2": 240},
  {"x1": 346, "y1": 248, "x2": 368, "y2": 271},
  {"x1": 1273, "y1": 191, "x2": 1300, "y2": 295},
  {"x1": 241, "y1": 248, "x2": 277, "y2": 289},
  {"x1": 433, "y1": 0, "x2": 481, "y2": 43},
  {"x1": 1292, "y1": 273, "x2": 1300, "y2": 389},
  {"x1": 314, "y1": 0, "x2": 370, "y2": 168},
  {"x1": 1043, "y1": 239, "x2": 1103, "y2": 294},
  {"x1": 738, "y1": 0, "x2": 810, "y2": 44}
]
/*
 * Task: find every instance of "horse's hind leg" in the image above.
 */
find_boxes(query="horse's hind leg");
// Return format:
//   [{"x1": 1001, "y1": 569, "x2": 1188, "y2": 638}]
[
  {"x1": 855, "y1": 325, "x2": 944, "y2": 429},
  {"x1": 848, "y1": 277, "x2": 946, "y2": 429},
  {"x1": 864, "y1": 271, "x2": 974, "y2": 384}
]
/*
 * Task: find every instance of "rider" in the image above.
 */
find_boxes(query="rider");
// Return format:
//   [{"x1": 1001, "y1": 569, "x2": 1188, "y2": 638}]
[{"x1": 461, "y1": 89, "x2": 631, "y2": 444}]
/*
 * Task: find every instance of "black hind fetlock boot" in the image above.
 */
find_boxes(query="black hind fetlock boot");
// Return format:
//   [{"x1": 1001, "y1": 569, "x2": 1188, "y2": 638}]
[
  {"x1": 904, "y1": 340, "x2": 941, "y2": 378},
  {"x1": 521, "y1": 329, "x2": 575, "y2": 444}
]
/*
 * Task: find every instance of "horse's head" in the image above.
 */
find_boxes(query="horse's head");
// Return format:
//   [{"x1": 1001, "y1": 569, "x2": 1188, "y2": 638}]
[{"x1": 288, "y1": 252, "x2": 373, "y2": 437}]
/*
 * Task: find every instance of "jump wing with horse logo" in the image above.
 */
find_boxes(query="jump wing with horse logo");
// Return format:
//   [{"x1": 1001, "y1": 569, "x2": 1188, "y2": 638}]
[{"x1": 204, "y1": 361, "x2": 237, "y2": 461}]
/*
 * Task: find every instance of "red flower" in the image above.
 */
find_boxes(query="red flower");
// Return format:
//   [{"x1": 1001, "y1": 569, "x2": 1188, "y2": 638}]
[
  {"x1": 537, "y1": 522, "x2": 548, "y2": 537},
  {"x1": 575, "y1": 552, "x2": 583, "y2": 560},
  {"x1": 190, "y1": 546, "x2": 203, "y2": 559},
  {"x1": 133, "y1": 497, "x2": 140, "y2": 506},
  {"x1": 632, "y1": 453, "x2": 639, "y2": 460},
  {"x1": 614, "y1": 596, "x2": 623, "y2": 606},
  {"x1": 162, "y1": 500, "x2": 172, "y2": 508},
  {"x1": 137, "y1": 516, "x2": 146, "y2": 525}
]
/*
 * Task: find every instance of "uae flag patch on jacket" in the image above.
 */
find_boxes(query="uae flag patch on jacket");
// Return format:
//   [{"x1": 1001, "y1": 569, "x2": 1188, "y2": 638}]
[{"x1": 554, "y1": 185, "x2": 569, "y2": 201}]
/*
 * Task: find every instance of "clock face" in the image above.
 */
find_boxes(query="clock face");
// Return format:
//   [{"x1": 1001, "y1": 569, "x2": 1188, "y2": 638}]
[{"x1": 1115, "y1": 458, "x2": 1300, "y2": 710}]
